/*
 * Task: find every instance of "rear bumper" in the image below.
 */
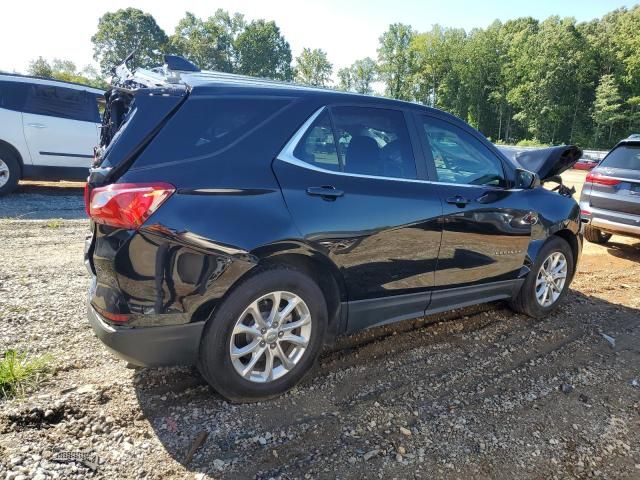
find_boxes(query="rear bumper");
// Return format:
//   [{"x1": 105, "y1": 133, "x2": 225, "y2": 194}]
[
  {"x1": 88, "y1": 304, "x2": 204, "y2": 367},
  {"x1": 581, "y1": 204, "x2": 640, "y2": 239},
  {"x1": 591, "y1": 217, "x2": 640, "y2": 238}
]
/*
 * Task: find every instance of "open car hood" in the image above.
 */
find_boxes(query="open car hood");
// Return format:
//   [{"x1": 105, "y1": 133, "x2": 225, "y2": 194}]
[{"x1": 510, "y1": 145, "x2": 583, "y2": 181}]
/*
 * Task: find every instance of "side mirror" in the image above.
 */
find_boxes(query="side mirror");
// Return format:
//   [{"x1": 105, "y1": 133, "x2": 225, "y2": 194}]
[{"x1": 515, "y1": 168, "x2": 540, "y2": 189}]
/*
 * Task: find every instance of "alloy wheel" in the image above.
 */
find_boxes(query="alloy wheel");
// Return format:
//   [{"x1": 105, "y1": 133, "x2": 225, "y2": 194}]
[
  {"x1": 535, "y1": 251, "x2": 568, "y2": 307},
  {"x1": 0, "y1": 159, "x2": 10, "y2": 188},
  {"x1": 229, "y1": 291, "x2": 312, "y2": 383}
]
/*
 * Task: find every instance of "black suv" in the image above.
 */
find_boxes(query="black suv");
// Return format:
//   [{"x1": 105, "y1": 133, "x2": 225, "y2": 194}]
[{"x1": 86, "y1": 58, "x2": 583, "y2": 402}]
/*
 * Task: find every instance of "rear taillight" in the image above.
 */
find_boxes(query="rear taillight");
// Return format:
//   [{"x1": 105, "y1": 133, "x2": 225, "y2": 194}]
[
  {"x1": 93, "y1": 304, "x2": 130, "y2": 323},
  {"x1": 585, "y1": 172, "x2": 621, "y2": 186},
  {"x1": 88, "y1": 182, "x2": 175, "y2": 229}
]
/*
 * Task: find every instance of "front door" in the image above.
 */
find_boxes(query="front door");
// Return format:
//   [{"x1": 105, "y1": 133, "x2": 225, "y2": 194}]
[
  {"x1": 273, "y1": 105, "x2": 443, "y2": 332},
  {"x1": 414, "y1": 114, "x2": 532, "y2": 302}
]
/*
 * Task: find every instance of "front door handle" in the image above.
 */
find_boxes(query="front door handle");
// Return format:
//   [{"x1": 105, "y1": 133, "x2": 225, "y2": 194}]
[
  {"x1": 27, "y1": 123, "x2": 47, "y2": 129},
  {"x1": 446, "y1": 195, "x2": 470, "y2": 207},
  {"x1": 306, "y1": 186, "x2": 344, "y2": 201}
]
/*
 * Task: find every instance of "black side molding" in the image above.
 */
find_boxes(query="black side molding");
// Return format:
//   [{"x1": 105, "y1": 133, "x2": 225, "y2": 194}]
[{"x1": 40, "y1": 151, "x2": 93, "y2": 159}]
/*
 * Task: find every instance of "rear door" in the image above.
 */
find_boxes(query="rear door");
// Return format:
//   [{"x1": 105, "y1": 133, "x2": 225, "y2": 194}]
[
  {"x1": 273, "y1": 105, "x2": 443, "y2": 332},
  {"x1": 414, "y1": 114, "x2": 532, "y2": 302},
  {"x1": 587, "y1": 145, "x2": 640, "y2": 216},
  {"x1": 22, "y1": 84, "x2": 100, "y2": 169}
]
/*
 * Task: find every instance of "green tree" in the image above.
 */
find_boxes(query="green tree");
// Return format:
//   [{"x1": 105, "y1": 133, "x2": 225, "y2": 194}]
[
  {"x1": 27, "y1": 57, "x2": 53, "y2": 78},
  {"x1": 235, "y1": 20, "x2": 292, "y2": 80},
  {"x1": 295, "y1": 48, "x2": 332, "y2": 86},
  {"x1": 27, "y1": 57, "x2": 108, "y2": 89},
  {"x1": 337, "y1": 67, "x2": 353, "y2": 91},
  {"x1": 350, "y1": 57, "x2": 377, "y2": 94},
  {"x1": 92, "y1": 8, "x2": 168, "y2": 74},
  {"x1": 169, "y1": 10, "x2": 245, "y2": 72},
  {"x1": 377, "y1": 23, "x2": 415, "y2": 100},
  {"x1": 593, "y1": 74, "x2": 624, "y2": 143}
]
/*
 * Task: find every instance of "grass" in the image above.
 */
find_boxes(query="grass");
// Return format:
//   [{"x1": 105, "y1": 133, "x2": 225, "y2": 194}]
[
  {"x1": 45, "y1": 219, "x2": 63, "y2": 229},
  {"x1": 0, "y1": 350, "x2": 52, "y2": 399}
]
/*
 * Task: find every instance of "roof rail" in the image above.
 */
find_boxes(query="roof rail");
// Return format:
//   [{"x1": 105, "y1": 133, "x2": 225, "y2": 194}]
[{"x1": 0, "y1": 71, "x2": 104, "y2": 91}]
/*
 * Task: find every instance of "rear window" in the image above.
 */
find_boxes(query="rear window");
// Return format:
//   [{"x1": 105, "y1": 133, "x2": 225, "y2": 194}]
[
  {"x1": 24, "y1": 85, "x2": 99, "y2": 122},
  {"x1": 0, "y1": 81, "x2": 28, "y2": 111},
  {"x1": 135, "y1": 97, "x2": 290, "y2": 167},
  {"x1": 601, "y1": 145, "x2": 640, "y2": 170}
]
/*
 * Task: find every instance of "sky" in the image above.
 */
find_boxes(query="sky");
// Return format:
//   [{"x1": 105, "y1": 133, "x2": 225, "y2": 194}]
[{"x1": 0, "y1": 0, "x2": 636, "y2": 75}]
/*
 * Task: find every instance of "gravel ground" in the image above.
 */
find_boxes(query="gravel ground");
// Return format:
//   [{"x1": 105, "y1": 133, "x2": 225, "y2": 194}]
[{"x1": 1, "y1": 178, "x2": 640, "y2": 479}]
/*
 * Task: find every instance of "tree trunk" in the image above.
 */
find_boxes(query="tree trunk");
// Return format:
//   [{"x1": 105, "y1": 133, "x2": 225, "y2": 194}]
[{"x1": 570, "y1": 94, "x2": 579, "y2": 144}]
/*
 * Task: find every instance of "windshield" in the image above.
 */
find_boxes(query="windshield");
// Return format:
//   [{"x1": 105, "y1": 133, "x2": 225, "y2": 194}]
[{"x1": 601, "y1": 145, "x2": 640, "y2": 170}]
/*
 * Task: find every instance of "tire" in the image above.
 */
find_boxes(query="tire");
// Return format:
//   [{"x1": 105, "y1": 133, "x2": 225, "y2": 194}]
[
  {"x1": 0, "y1": 149, "x2": 20, "y2": 196},
  {"x1": 510, "y1": 236, "x2": 574, "y2": 319},
  {"x1": 198, "y1": 266, "x2": 327, "y2": 403},
  {"x1": 584, "y1": 225, "x2": 612, "y2": 244}
]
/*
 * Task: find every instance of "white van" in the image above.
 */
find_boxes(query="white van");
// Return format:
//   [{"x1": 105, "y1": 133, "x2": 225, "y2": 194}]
[{"x1": 0, "y1": 74, "x2": 103, "y2": 195}]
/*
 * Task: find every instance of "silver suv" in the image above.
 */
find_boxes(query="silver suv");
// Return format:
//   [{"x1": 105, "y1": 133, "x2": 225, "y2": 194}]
[{"x1": 580, "y1": 136, "x2": 640, "y2": 243}]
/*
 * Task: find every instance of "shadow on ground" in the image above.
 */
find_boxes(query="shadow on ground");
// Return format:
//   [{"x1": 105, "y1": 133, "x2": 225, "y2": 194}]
[
  {"x1": 132, "y1": 292, "x2": 640, "y2": 479},
  {"x1": 606, "y1": 239, "x2": 640, "y2": 262}
]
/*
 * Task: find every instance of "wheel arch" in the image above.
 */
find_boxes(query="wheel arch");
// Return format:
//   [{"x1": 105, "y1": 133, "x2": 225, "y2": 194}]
[
  {"x1": 0, "y1": 139, "x2": 24, "y2": 176},
  {"x1": 524, "y1": 226, "x2": 580, "y2": 279},
  {"x1": 252, "y1": 242, "x2": 346, "y2": 341},
  {"x1": 553, "y1": 228, "x2": 579, "y2": 280},
  {"x1": 193, "y1": 241, "x2": 347, "y2": 342}
]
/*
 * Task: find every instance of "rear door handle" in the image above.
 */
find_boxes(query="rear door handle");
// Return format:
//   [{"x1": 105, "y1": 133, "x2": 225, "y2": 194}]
[
  {"x1": 27, "y1": 123, "x2": 47, "y2": 129},
  {"x1": 446, "y1": 195, "x2": 470, "y2": 207},
  {"x1": 306, "y1": 186, "x2": 344, "y2": 200}
]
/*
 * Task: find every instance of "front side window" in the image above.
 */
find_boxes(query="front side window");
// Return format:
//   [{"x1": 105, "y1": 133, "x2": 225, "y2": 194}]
[
  {"x1": 419, "y1": 116, "x2": 505, "y2": 187},
  {"x1": 331, "y1": 106, "x2": 417, "y2": 179},
  {"x1": 24, "y1": 85, "x2": 96, "y2": 122}
]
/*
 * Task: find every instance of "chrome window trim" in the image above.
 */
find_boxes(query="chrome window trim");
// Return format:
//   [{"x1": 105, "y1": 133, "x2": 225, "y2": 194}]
[{"x1": 277, "y1": 106, "x2": 523, "y2": 191}]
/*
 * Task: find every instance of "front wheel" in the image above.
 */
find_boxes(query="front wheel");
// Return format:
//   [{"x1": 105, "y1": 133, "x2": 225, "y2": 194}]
[
  {"x1": 198, "y1": 266, "x2": 327, "y2": 403},
  {"x1": 510, "y1": 236, "x2": 574, "y2": 318}
]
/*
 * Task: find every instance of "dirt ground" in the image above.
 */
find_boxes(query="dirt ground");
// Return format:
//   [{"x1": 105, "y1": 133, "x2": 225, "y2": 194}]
[{"x1": 0, "y1": 172, "x2": 639, "y2": 479}]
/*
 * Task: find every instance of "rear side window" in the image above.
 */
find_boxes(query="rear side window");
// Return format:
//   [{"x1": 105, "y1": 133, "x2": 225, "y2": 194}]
[
  {"x1": 0, "y1": 81, "x2": 28, "y2": 111},
  {"x1": 332, "y1": 106, "x2": 417, "y2": 179},
  {"x1": 600, "y1": 146, "x2": 640, "y2": 170},
  {"x1": 24, "y1": 85, "x2": 98, "y2": 122},
  {"x1": 293, "y1": 111, "x2": 340, "y2": 171},
  {"x1": 136, "y1": 97, "x2": 290, "y2": 166},
  {"x1": 291, "y1": 106, "x2": 417, "y2": 179}
]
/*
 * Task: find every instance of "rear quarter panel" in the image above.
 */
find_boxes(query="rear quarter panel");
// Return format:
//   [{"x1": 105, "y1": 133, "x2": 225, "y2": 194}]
[{"x1": 91, "y1": 94, "x2": 331, "y2": 325}]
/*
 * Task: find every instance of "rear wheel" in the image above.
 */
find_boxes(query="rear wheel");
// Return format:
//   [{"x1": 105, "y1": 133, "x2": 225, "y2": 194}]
[
  {"x1": 198, "y1": 266, "x2": 327, "y2": 403},
  {"x1": 0, "y1": 149, "x2": 20, "y2": 196},
  {"x1": 584, "y1": 225, "x2": 612, "y2": 244},
  {"x1": 510, "y1": 236, "x2": 574, "y2": 318}
]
